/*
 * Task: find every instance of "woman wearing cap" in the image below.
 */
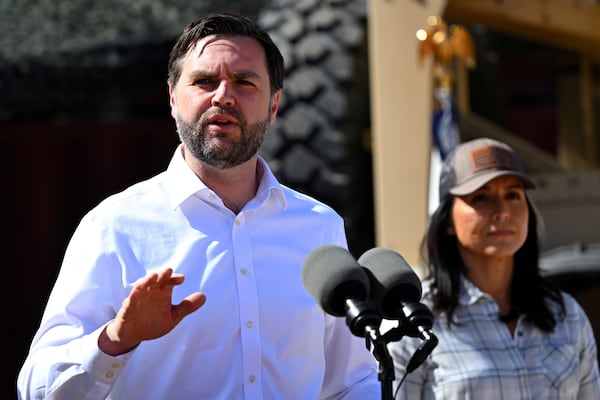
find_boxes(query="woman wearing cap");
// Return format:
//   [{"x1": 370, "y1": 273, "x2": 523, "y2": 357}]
[{"x1": 389, "y1": 137, "x2": 600, "y2": 399}]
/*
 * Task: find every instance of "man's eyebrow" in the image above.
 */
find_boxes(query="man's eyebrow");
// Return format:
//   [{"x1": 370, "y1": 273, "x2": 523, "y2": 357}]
[
  {"x1": 187, "y1": 69, "x2": 216, "y2": 80},
  {"x1": 232, "y1": 70, "x2": 262, "y2": 81},
  {"x1": 186, "y1": 69, "x2": 262, "y2": 81}
]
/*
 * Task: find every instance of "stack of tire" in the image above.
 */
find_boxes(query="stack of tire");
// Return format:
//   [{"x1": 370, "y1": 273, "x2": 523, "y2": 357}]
[{"x1": 257, "y1": 0, "x2": 374, "y2": 255}]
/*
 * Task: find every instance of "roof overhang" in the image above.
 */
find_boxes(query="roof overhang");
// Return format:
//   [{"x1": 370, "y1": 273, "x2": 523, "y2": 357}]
[{"x1": 444, "y1": 0, "x2": 600, "y2": 57}]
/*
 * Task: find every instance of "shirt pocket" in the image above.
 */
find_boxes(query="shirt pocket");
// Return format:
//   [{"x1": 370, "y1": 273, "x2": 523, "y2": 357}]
[{"x1": 528, "y1": 341, "x2": 581, "y2": 398}]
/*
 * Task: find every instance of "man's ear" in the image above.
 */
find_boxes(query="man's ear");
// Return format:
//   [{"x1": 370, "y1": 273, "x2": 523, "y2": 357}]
[
  {"x1": 269, "y1": 90, "x2": 281, "y2": 124},
  {"x1": 169, "y1": 84, "x2": 177, "y2": 119}
]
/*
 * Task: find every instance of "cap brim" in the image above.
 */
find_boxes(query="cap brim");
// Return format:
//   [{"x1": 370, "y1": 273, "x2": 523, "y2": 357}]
[{"x1": 449, "y1": 171, "x2": 536, "y2": 196}]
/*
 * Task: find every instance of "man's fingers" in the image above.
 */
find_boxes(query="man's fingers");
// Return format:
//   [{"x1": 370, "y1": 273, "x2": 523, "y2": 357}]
[
  {"x1": 154, "y1": 268, "x2": 186, "y2": 288},
  {"x1": 133, "y1": 268, "x2": 184, "y2": 291},
  {"x1": 155, "y1": 268, "x2": 176, "y2": 284},
  {"x1": 167, "y1": 274, "x2": 185, "y2": 286},
  {"x1": 172, "y1": 292, "x2": 206, "y2": 322}
]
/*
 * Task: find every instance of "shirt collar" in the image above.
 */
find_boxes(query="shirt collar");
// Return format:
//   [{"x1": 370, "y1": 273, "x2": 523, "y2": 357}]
[
  {"x1": 254, "y1": 156, "x2": 287, "y2": 210},
  {"x1": 165, "y1": 145, "x2": 207, "y2": 210},
  {"x1": 165, "y1": 144, "x2": 287, "y2": 211},
  {"x1": 458, "y1": 275, "x2": 490, "y2": 306}
]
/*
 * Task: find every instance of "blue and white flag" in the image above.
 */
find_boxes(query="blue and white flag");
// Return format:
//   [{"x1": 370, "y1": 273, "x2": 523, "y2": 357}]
[{"x1": 431, "y1": 87, "x2": 460, "y2": 160}]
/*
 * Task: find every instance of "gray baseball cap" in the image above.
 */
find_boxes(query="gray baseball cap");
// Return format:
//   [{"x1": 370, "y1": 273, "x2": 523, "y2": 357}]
[{"x1": 439, "y1": 137, "x2": 536, "y2": 199}]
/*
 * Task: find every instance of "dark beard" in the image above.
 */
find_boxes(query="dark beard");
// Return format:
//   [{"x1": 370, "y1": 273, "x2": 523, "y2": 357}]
[{"x1": 175, "y1": 110, "x2": 269, "y2": 169}]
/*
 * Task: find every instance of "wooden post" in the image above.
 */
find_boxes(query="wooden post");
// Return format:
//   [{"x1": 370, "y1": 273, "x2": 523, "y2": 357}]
[{"x1": 368, "y1": 0, "x2": 447, "y2": 269}]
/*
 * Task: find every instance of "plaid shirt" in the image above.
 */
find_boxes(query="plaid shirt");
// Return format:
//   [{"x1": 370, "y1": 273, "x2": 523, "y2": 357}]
[{"x1": 388, "y1": 277, "x2": 600, "y2": 399}]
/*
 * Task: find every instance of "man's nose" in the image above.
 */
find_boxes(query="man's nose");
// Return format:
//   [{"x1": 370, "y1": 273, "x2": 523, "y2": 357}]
[{"x1": 212, "y1": 81, "x2": 234, "y2": 107}]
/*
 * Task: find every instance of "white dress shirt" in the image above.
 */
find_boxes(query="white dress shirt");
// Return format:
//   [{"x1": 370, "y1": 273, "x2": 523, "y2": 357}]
[{"x1": 17, "y1": 145, "x2": 380, "y2": 400}]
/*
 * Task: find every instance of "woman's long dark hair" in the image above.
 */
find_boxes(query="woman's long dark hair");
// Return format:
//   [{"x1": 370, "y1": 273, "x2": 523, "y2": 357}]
[{"x1": 421, "y1": 194, "x2": 565, "y2": 331}]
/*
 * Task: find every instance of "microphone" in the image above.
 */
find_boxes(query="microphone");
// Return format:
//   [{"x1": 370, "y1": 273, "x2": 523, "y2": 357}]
[
  {"x1": 358, "y1": 247, "x2": 438, "y2": 371},
  {"x1": 400, "y1": 302, "x2": 439, "y2": 373},
  {"x1": 302, "y1": 245, "x2": 382, "y2": 338},
  {"x1": 357, "y1": 247, "x2": 423, "y2": 320}
]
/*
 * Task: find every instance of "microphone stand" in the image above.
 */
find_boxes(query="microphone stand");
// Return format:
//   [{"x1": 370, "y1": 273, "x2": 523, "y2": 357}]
[
  {"x1": 344, "y1": 299, "x2": 396, "y2": 400},
  {"x1": 364, "y1": 325, "x2": 396, "y2": 400},
  {"x1": 346, "y1": 300, "x2": 438, "y2": 400},
  {"x1": 371, "y1": 302, "x2": 439, "y2": 399}
]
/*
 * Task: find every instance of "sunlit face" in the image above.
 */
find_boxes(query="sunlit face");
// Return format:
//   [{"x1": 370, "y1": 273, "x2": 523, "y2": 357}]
[
  {"x1": 168, "y1": 35, "x2": 280, "y2": 169},
  {"x1": 449, "y1": 175, "x2": 529, "y2": 261}
]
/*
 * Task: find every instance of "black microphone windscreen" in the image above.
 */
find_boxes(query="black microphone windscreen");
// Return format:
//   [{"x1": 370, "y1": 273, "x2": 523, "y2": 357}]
[
  {"x1": 302, "y1": 245, "x2": 370, "y2": 317},
  {"x1": 358, "y1": 247, "x2": 423, "y2": 319}
]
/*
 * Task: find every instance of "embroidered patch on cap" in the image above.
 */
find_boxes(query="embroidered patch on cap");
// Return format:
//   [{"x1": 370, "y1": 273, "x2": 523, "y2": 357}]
[{"x1": 469, "y1": 145, "x2": 517, "y2": 173}]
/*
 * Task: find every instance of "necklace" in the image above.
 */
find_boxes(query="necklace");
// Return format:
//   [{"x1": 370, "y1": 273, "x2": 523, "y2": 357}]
[{"x1": 499, "y1": 308, "x2": 519, "y2": 323}]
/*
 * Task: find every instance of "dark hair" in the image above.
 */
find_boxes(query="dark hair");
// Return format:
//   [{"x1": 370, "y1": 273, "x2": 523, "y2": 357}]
[
  {"x1": 421, "y1": 194, "x2": 565, "y2": 332},
  {"x1": 167, "y1": 13, "x2": 284, "y2": 95}
]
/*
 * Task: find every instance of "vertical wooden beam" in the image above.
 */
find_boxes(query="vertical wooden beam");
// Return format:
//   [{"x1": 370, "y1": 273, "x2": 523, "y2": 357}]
[{"x1": 368, "y1": 0, "x2": 447, "y2": 267}]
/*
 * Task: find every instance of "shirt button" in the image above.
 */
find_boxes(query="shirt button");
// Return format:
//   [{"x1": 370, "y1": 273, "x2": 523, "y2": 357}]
[
  {"x1": 208, "y1": 194, "x2": 216, "y2": 201},
  {"x1": 111, "y1": 363, "x2": 120, "y2": 369},
  {"x1": 249, "y1": 375, "x2": 256, "y2": 383},
  {"x1": 235, "y1": 219, "x2": 241, "y2": 226},
  {"x1": 247, "y1": 320, "x2": 254, "y2": 328},
  {"x1": 105, "y1": 371, "x2": 114, "y2": 379},
  {"x1": 241, "y1": 268, "x2": 249, "y2": 276}
]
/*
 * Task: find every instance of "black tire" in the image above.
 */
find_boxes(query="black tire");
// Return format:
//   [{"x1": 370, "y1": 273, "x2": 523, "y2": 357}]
[{"x1": 257, "y1": 0, "x2": 374, "y2": 256}]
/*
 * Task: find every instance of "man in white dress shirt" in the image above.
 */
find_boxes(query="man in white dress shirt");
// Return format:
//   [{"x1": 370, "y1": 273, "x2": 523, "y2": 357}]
[{"x1": 17, "y1": 12, "x2": 380, "y2": 400}]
